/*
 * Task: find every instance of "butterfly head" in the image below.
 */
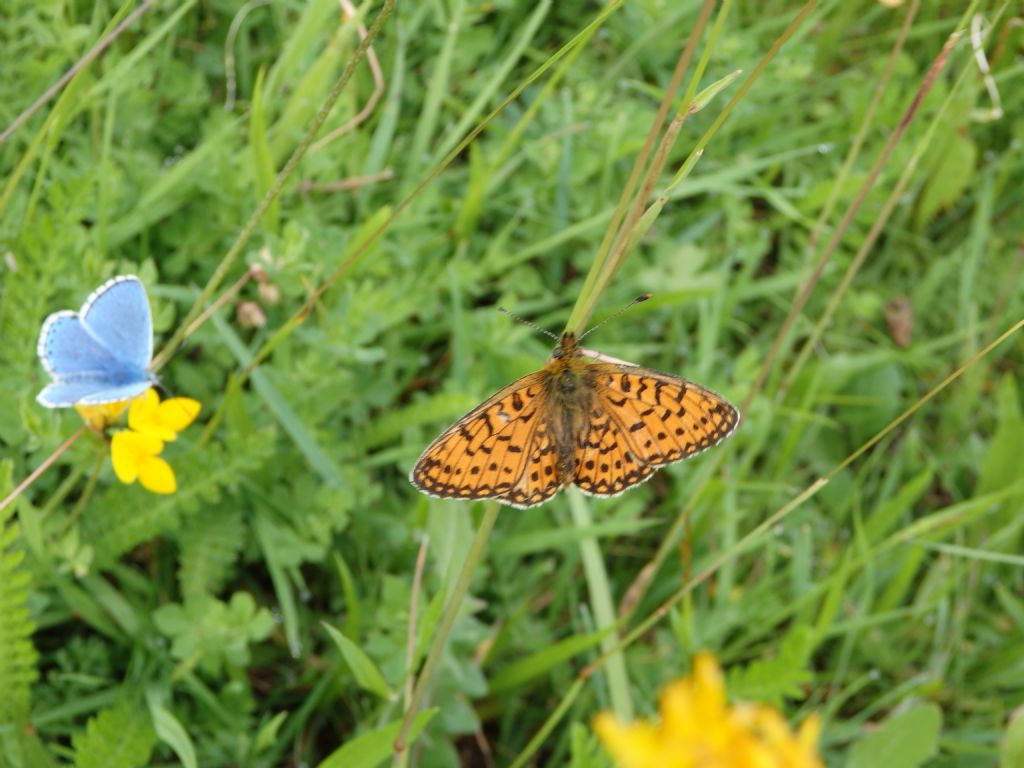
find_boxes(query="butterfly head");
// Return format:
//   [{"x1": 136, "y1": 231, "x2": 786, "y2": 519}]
[
  {"x1": 547, "y1": 333, "x2": 589, "y2": 399},
  {"x1": 148, "y1": 370, "x2": 168, "y2": 395},
  {"x1": 551, "y1": 332, "x2": 580, "y2": 361}
]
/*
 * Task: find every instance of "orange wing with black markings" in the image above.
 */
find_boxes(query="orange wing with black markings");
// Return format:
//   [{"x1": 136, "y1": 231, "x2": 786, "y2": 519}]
[
  {"x1": 411, "y1": 330, "x2": 740, "y2": 508},
  {"x1": 410, "y1": 372, "x2": 563, "y2": 506},
  {"x1": 573, "y1": 407, "x2": 655, "y2": 497},
  {"x1": 572, "y1": 365, "x2": 739, "y2": 497},
  {"x1": 504, "y1": 420, "x2": 563, "y2": 508}
]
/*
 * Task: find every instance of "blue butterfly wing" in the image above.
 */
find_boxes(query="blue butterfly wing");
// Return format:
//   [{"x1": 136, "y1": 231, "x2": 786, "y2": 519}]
[
  {"x1": 37, "y1": 312, "x2": 133, "y2": 377},
  {"x1": 37, "y1": 377, "x2": 150, "y2": 408},
  {"x1": 36, "y1": 276, "x2": 154, "y2": 409},
  {"x1": 79, "y1": 275, "x2": 154, "y2": 371}
]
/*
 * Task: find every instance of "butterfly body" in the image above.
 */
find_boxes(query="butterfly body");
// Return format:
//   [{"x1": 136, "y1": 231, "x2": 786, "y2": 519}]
[
  {"x1": 411, "y1": 332, "x2": 739, "y2": 508},
  {"x1": 37, "y1": 275, "x2": 156, "y2": 408}
]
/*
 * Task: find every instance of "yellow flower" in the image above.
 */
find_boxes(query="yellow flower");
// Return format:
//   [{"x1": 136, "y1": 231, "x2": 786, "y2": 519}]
[
  {"x1": 594, "y1": 653, "x2": 823, "y2": 768},
  {"x1": 128, "y1": 389, "x2": 201, "y2": 441},
  {"x1": 107, "y1": 389, "x2": 201, "y2": 494},
  {"x1": 75, "y1": 400, "x2": 131, "y2": 431},
  {"x1": 111, "y1": 430, "x2": 176, "y2": 494}
]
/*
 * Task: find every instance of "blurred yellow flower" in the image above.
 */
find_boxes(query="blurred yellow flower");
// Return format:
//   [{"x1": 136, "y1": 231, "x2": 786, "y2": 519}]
[
  {"x1": 75, "y1": 400, "x2": 131, "y2": 431},
  {"x1": 111, "y1": 430, "x2": 176, "y2": 494},
  {"x1": 128, "y1": 389, "x2": 201, "y2": 441},
  {"x1": 594, "y1": 653, "x2": 822, "y2": 768}
]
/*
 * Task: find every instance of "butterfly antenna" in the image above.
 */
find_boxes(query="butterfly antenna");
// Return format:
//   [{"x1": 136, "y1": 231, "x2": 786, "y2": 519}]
[
  {"x1": 579, "y1": 293, "x2": 652, "y2": 341},
  {"x1": 498, "y1": 306, "x2": 559, "y2": 341}
]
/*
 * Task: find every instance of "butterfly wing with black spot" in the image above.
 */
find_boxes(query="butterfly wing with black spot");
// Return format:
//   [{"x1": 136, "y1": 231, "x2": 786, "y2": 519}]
[
  {"x1": 411, "y1": 372, "x2": 558, "y2": 506},
  {"x1": 573, "y1": 407, "x2": 655, "y2": 497},
  {"x1": 573, "y1": 364, "x2": 739, "y2": 496},
  {"x1": 503, "y1": 419, "x2": 563, "y2": 508}
]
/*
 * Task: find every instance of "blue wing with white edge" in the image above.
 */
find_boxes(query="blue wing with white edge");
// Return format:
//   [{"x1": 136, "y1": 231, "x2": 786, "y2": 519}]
[
  {"x1": 37, "y1": 312, "x2": 135, "y2": 377},
  {"x1": 37, "y1": 377, "x2": 151, "y2": 408},
  {"x1": 80, "y1": 275, "x2": 154, "y2": 371}
]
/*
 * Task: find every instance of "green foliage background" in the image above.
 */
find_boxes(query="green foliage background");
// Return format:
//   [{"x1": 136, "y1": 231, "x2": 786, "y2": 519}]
[{"x1": 1, "y1": 0, "x2": 1022, "y2": 766}]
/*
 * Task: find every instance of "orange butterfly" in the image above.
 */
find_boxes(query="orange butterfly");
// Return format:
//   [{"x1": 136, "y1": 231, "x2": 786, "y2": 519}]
[{"x1": 410, "y1": 328, "x2": 739, "y2": 508}]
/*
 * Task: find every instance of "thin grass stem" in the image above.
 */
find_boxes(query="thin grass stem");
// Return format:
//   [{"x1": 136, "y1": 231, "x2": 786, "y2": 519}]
[
  {"x1": 394, "y1": 504, "x2": 501, "y2": 754},
  {"x1": 0, "y1": 428, "x2": 86, "y2": 514},
  {"x1": 404, "y1": 535, "x2": 430, "y2": 710},
  {"x1": 568, "y1": 488, "x2": 632, "y2": 720},
  {"x1": 507, "y1": 678, "x2": 585, "y2": 768}
]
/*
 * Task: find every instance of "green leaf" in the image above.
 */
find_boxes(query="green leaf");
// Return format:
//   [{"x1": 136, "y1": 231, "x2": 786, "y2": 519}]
[
  {"x1": 863, "y1": 467, "x2": 933, "y2": 543},
  {"x1": 322, "y1": 621, "x2": 393, "y2": 699},
  {"x1": 253, "y1": 513, "x2": 302, "y2": 658},
  {"x1": 87, "y1": 0, "x2": 198, "y2": 102},
  {"x1": 847, "y1": 705, "x2": 942, "y2": 768},
  {"x1": 333, "y1": 552, "x2": 361, "y2": 639},
  {"x1": 146, "y1": 692, "x2": 197, "y2": 768},
  {"x1": 915, "y1": 130, "x2": 977, "y2": 228},
  {"x1": 339, "y1": 204, "x2": 394, "y2": 272},
  {"x1": 836, "y1": 362, "x2": 906, "y2": 446},
  {"x1": 73, "y1": 701, "x2": 155, "y2": 768},
  {"x1": 255, "y1": 711, "x2": 289, "y2": 754},
  {"x1": 269, "y1": 18, "x2": 348, "y2": 161},
  {"x1": 83, "y1": 429, "x2": 275, "y2": 566},
  {"x1": 1001, "y1": 708, "x2": 1024, "y2": 768},
  {"x1": 316, "y1": 709, "x2": 436, "y2": 768},
  {"x1": 568, "y1": 721, "x2": 604, "y2": 768},
  {"x1": 978, "y1": 375, "x2": 1024, "y2": 495},
  {"x1": 177, "y1": 507, "x2": 245, "y2": 599},
  {"x1": 0, "y1": 462, "x2": 38, "y2": 726},
  {"x1": 212, "y1": 313, "x2": 346, "y2": 487},
  {"x1": 728, "y1": 625, "x2": 815, "y2": 707},
  {"x1": 153, "y1": 592, "x2": 274, "y2": 676},
  {"x1": 249, "y1": 66, "x2": 279, "y2": 234},
  {"x1": 489, "y1": 631, "x2": 607, "y2": 693},
  {"x1": 453, "y1": 144, "x2": 487, "y2": 241},
  {"x1": 493, "y1": 517, "x2": 662, "y2": 555},
  {"x1": 1, "y1": 728, "x2": 58, "y2": 768},
  {"x1": 264, "y1": 0, "x2": 337, "y2": 99},
  {"x1": 686, "y1": 68, "x2": 743, "y2": 115},
  {"x1": 414, "y1": 585, "x2": 447, "y2": 665}
]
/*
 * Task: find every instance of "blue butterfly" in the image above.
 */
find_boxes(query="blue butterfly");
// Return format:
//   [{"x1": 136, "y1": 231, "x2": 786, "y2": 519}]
[{"x1": 37, "y1": 275, "x2": 157, "y2": 408}]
